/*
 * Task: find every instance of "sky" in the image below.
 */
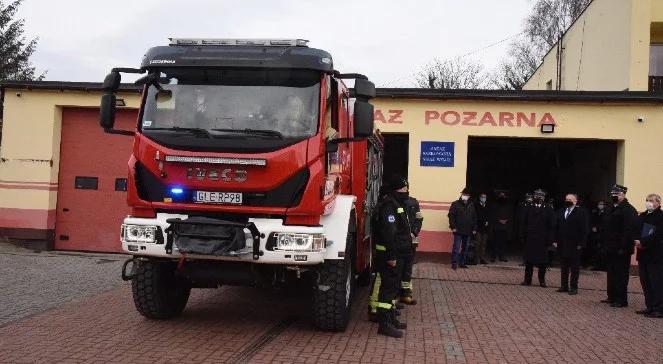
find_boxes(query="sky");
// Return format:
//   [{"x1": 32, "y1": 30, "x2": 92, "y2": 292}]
[{"x1": 17, "y1": 0, "x2": 531, "y2": 87}]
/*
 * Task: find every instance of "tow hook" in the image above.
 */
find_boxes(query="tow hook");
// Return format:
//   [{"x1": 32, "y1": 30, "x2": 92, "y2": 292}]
[{"x1": 121, "y1": 258, "x2": 136, "y2": 281}]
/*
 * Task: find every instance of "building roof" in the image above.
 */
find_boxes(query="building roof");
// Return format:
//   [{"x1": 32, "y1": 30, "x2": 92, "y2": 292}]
[
  {"x1": 375, "y1": 88, "x2": 663, "y2": 103},
  {"x1": 2, "y1": 80, "x2": 663, "y2": 103},
  {"x1": 0, "y1": 80, "x2": 141, "y2": 93}
]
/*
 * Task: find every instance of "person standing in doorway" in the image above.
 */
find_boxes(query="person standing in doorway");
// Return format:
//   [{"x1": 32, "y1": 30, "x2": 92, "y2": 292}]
[
  {"x1": 601, "y1": 184, "x2": 638, "y2": 308},
  {"x1": 588, "y1": 201, "x2": 608, "y2": 270},
  {"x1": 520, "y1": 189, "x2": 555, "y2": 287},
  {"x1": 490, "y1": 191, "x2": 512, "y2": 262},
  {"x1": 448, "y1": 188, "x2": 477, "y2": 270},
  {"x1": 474, "y1": 192, "x2": 490, "y2": 264},
  {"x1": 634, "y1": 194, "x2": 663, "y2": 318},
  {"x1": 554, "y1": 193, "x2": 590, "y2": 295}
]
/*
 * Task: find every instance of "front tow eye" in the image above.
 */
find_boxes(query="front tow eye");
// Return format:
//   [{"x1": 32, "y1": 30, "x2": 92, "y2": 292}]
[{"x1": 121, "y1": 258, "x2": 136, "y2": 281}]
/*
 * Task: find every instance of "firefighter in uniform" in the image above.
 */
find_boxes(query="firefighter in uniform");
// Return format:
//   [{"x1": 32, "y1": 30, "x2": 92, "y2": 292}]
[
  {"x1": 368, "y1": 176, "x2": 410, "y2": 338},
  {"x1": 400, "y1": 191, "x2": 424, "y2": 305}
]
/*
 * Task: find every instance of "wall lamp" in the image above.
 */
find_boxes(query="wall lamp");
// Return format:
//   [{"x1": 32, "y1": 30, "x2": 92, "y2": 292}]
[{"x1": 540, "y1": 123, "x2": 555, "y2": 134}]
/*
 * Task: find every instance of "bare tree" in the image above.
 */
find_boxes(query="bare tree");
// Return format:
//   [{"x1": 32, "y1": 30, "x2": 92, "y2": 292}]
[
  {"x1": 416, "y1": 58, "x2": 487, "y2": 89},
  {"x1": 491, "y1": 40, "x2": 540, "y2": 90},
  {"x1": 492, "y1": 0, "x2": 591, "y2": 90}
]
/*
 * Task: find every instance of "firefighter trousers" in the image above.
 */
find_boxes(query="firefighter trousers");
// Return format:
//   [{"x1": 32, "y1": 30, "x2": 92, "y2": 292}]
[
  {"x1": 369, "y1": 254, "x2": 400, "y2": 315},
  {"x1": 399, "y1": 251, "x2": 415, "y2": 298}
]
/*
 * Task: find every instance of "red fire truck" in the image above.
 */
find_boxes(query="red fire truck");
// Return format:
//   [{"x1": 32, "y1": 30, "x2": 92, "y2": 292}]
[{"x1": 99, "y1": 38, "x2": 383, "y2": 331}]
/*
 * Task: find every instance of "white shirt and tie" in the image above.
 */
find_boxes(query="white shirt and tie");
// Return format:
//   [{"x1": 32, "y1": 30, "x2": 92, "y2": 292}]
[{"x1": 564, "y1": 206, "x2": 575, "y2": 219}]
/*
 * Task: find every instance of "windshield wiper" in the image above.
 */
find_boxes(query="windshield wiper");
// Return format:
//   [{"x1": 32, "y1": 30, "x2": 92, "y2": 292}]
[
  {"x1": 210, "y1": 128, "x2": 284, "y2": 139},
  {"x1": 143, "y1": 127, "x2": 211, "y2": 138}
]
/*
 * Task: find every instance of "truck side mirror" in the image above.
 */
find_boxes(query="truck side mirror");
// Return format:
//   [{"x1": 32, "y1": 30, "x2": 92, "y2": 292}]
[
  {"x1": 354, "y1": 79, "x2": 376, "y2": 100},
  {"x1": 102, "y1": 71, "x2": 121, "y2": 91},
  {"x1": 100, "y1": 93, "x2": 117, "y2": 130},
  {"x1": 353, "y1": 100, "x2": 374, "y2": 138}
]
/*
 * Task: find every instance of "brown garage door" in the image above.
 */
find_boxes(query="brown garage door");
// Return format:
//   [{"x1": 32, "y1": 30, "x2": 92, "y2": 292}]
[{"x1": 55, "y1": 108, "x2": 137, "y2": 252}]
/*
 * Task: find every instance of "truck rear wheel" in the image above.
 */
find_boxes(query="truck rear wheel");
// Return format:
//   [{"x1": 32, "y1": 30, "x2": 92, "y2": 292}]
[
  {"x1": 312, "y1": 229, "x2": 355, "y2": 331},
  {"x1": 132, "y1": 260, "x2": 191, "y2": 319}
]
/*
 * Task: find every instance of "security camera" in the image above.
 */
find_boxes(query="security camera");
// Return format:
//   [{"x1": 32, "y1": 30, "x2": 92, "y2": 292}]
[{"x1": 637, "y1": 116, "x2": 645, "y2": 122}]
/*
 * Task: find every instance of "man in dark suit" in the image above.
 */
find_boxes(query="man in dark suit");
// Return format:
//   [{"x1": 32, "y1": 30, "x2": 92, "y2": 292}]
[{"x1": 554, "y1": 193, "x2": 590, "y2": 295}]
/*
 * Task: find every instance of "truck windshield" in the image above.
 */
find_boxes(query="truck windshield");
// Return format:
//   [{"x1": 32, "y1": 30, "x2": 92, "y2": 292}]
[{"x1": 141, "y1": 69, "x2": 321, "y2": 143}]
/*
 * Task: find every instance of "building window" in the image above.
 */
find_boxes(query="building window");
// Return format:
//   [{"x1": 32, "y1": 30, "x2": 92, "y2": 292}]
[
  {"x1": 115, "y1": 178, "x2": 128, "y2": 192},
  {"x1": 75, "y1": 176, "x2": 98, "y2": 190},
  {"x1": 546, "y1": 80, "x2": 553, "y2": 90},
  {"x1": 650, "y1": 44, "x2": 663, "y2": 76}
]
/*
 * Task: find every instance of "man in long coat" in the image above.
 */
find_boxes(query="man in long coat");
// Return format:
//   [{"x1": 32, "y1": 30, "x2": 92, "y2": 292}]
[
  {"x1": 554, "y1": 193, "x2": 589, "y2": 295},
  {"x1": 520, "y1": 189, "x2": 555, "y2": 287}
]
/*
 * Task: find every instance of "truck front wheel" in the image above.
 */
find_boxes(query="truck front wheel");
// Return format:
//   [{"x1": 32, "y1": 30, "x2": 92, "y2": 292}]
[
  {"x1": 312, "y1": 229, "x2": 355, "y2": 331},
  {"x1": 132, "y1": 260, "x2": 191, "y2": 319}
]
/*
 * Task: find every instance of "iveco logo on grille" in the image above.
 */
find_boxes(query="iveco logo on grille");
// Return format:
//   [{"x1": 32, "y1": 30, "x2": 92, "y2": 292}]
[
  {"x1": 187, "y1": 168, "x2": 248, "y2": 182},
  {"x1": 149, "y1": 59, "x2": 176, "y2": 64}
]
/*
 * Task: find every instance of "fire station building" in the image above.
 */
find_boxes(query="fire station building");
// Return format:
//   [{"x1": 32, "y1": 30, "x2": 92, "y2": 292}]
[
  {"x1": 1, "y1": 0, "x2": 663, "y2": 257},
  {"x1": 1, "y1": 82, "x2": 663, "y2": 259}
]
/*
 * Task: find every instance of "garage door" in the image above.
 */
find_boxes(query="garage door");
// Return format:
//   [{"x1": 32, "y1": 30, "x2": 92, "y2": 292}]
[{"x1": 54, "y1": 108, "x2": 137, "y2": 252}]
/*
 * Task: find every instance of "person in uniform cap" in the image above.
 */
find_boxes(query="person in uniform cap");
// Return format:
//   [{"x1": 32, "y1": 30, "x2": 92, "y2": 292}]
[
  {"x1": 399, "y1": 187, "x2": 424, "y2": 305},
  {"x1": 448, "y1": 187, "x2": 478, "y2": 269},
  {"x1": 601, "y1": 184, "x2": 638, "y2": 308},
  {"x1": 367, "y1": 175, "x2": 410, "y2": 337},
  {"x1": 553, "y1": 193, "x2": 589, "y2": 295},
  {"x1": 520, "y1": 189, "x2": 555, "y2": 287}
]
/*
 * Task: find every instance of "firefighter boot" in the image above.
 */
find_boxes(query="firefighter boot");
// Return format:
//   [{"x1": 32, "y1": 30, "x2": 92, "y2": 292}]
[
  {"x1": 391, "y1": 309, "x2": 407, "y2": 329},
  {"x1": 400, "y1": 295, "x2": 418, "y2": 305},
  {"x1": 377, "y1": 311, "x2": 403, "y2": 338},
  {"x1": 368, "y1": 310, "x2": 379, "y2": 323}
]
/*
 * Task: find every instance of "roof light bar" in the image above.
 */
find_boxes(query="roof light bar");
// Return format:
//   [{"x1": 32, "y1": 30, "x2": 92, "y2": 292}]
[
  {"x1": 168, "y1": 38, "x2": 309, "y2": 47},
  {"x1": 164, "y1": 155, "x2": 267, "y2": 166}
]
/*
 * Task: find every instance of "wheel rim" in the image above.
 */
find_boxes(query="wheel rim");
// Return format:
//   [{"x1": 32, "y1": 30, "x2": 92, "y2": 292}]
[{"x1": 345, "y1": 262, "x2": 352, "y2": 307}]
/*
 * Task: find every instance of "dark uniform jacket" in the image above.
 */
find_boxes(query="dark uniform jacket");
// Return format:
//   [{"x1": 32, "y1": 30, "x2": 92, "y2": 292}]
[
  {"x1": 490, "y1": 201, "x2": 513, "y2": 233},
  {"x1": 636, "y1": 208, "x2": 663, "y2": 264},
  {"x1": 373, "y1": 195, "x2": 412, "y2": 260},
  {"x1": 475, "y1": 202, "x2": 489, "y2": 233},
  {"x1": 602, "y1": 199, "x2": 638, "y2": 255},
  {"x1": 555, "y1": 206, "x2": 590, "y2": 259},
  {"x1": 404, "y1": 197, "x2": 423, "y2": 237},
  {"x1": 448, "y1": 199, "x2": 477, "y2": 236},
  {"x1": 520, "y1": 204, "x2": 555, "y2": 264}
]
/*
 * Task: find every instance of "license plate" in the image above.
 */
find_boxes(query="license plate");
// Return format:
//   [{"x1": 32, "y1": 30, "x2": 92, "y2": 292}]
[{"x1": 194, "y1": 191, "x2": 243, "y2": 205}]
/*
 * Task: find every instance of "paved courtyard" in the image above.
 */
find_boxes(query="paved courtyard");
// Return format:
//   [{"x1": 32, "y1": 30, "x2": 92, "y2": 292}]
[{"x1": 0, "y1": 244, "x2": 661, "y2": 364}]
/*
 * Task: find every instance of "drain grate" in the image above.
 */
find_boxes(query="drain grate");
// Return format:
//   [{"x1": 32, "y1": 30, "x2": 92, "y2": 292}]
[{"x1": 228, "y1": 315, "x2": 298, "y2": 364}]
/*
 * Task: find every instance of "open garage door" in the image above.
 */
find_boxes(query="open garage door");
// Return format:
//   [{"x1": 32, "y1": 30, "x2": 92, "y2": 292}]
[
  {"x1": 54, "y1": 108, "x2": 137, "y2": 252},
  {"x1": 466, "y1": 137, "x2": 618, "y2": 255}
]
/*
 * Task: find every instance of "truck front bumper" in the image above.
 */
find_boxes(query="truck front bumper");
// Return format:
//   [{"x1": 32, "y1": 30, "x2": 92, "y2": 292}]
[{"x1": 120, "y1": 213, "x2": 327, "y2": 265}]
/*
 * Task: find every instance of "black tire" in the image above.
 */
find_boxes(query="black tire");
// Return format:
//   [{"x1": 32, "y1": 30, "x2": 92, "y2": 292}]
[
  {"x1": 132, "y1": 260, "x2": 191, "y2": 319},
  {"x1": 312, "y1": 228, "x2": 355, "y2": 331}
]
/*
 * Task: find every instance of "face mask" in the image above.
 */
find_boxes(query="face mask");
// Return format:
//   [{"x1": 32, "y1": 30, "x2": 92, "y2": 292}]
[
  {"x1": 564, "y1": 201, "x2": 574, "y2": 208},
  {"x1": 645, "y1": 201, "x2": 655, "y2": 212},
  {"x1": 461, "y1": 195, "x2": 470, "y2": 201},
  {"x1": 480, "y1": 197, "x2": 487, "y2": 203},
  {"x1": 611, "y1": 196, "x2": 620, "y2": 204},
  {"x1": 394, "y1": 191, "x2": 409, "y2": 201}
]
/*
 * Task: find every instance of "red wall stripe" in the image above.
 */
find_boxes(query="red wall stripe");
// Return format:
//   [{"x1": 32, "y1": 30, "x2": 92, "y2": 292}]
[{"x1": 0, "y1": 208, "x2": 56, "y2": 229}]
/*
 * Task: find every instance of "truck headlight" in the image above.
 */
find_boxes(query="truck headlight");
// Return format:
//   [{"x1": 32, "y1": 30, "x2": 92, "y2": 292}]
[
  {"x1": 122, "y1": 224, "x2": 157, "y2": 243},
  {"x1": 274, "y1": 233, "x2": 325, "y2": 252}
]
